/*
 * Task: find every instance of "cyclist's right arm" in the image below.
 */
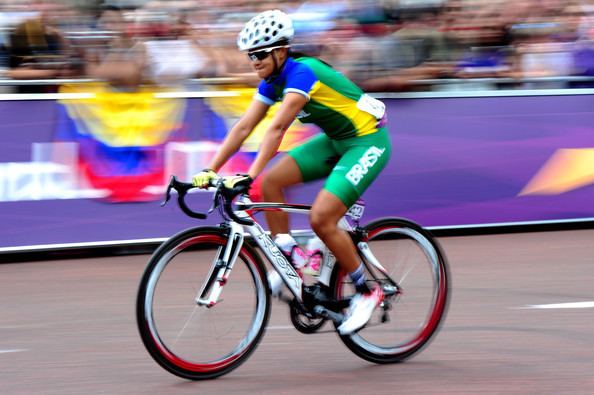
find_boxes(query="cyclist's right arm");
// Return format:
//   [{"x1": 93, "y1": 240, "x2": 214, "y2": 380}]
[{"x1": 206, "y1": 99, "x2": 269, "y2": 172}]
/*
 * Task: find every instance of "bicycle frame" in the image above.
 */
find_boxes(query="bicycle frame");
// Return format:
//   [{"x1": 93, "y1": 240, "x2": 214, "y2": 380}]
[
  {"x1": 235, "y1": 196, "x2": 401, "y2": 296},
  {"x1": 165, "y1": 173, "x2": 394, "y2": 309},
  {"x1": 198, "y1": 193, "x2": 369, "y2": 306},
  {"x1": 224, "y1": 195, "x2": 315, "y2": 301}
]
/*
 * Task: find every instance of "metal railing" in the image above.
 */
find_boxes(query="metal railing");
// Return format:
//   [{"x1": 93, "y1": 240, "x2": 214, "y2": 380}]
[
  {"x1": 0, "y1": 75, "x2": 593, "y2": 101},
  {"x1": 0, "y1": 75, "x2": 592, "y2": 87}
]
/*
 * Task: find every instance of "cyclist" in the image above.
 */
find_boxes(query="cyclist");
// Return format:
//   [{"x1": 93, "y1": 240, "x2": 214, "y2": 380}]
[{"x1": 192, "y1": 9, "x2": 391, "y2": 335}]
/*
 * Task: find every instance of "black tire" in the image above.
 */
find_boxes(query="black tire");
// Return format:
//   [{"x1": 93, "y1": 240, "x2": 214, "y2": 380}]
[
  {"x1": 136, "y1": 226, "x2": 270, "y2": 380},
  {"x1": 331, "y1": 218, "x2": 449, "y2": 363}
]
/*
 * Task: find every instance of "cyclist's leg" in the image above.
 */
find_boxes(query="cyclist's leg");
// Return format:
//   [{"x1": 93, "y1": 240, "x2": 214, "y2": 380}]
[
  {"x1": 309, "y1": 190, "x2": 358, "y2": 272},
  {"x1": 312, "y1": 128, "x2": 391, "y2": 333},
  {"x1": 261, "y1": 155, "x2": 303, "y2": 235},
  {"x1": 310, "y1": 187, "x2": 381, "y2": 335},
  {"x1": 312, "y1": 127, "x2": 391, "y2": 269},
  {"x1": 262, "y1": 133, "x2": 336, "y2": 235}
]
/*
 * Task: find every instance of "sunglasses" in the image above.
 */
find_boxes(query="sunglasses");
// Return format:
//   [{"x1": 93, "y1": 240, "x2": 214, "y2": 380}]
[{"x1": 247, "y1": 45, "x2": 288, "y2": 62}]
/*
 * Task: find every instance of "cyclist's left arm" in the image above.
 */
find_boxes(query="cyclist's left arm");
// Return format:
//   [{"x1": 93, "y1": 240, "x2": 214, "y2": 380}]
[
  {"x1": 247, "y1": 92, "x2": 307, "y2": 178},
  {"x1": 207, "y1": 99, "x2": 270, "y2": 173}
]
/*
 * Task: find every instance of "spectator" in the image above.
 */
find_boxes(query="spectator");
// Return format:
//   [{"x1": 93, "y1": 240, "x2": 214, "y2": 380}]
[
  {"x1": 333, "y1": 18, "x2": 405, "y2": 88},
  {"x1": 6, "y1": 0, "x2": 76, "y2": 93},
  {"x1": 451, "y1": 3, "x2": 514, "y2": 82},
  {"x1": 142, "y1": 10, "x2": 216, "y2": 88},
  {"x1": 507, "y1": 3, "x2": 576, "y2": 87},
  {"x1": 84, "y1": 5, "x2": 145, "y2": 90},
  {"x1": 340, "y1": 8, "x2": 455, "y2": 92},
  {"x1": 571, "y1": 39, "x2": 594, "y2": 86},
  {"x1": 564, "y1": 4, "x2": 594, "y2": 87}
]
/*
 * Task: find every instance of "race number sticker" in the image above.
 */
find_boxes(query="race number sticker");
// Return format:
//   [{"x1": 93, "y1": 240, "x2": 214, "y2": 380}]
[
  {"x1": 347, "y1": 202, "x2": 365, "y2": 220},
  {"x1": 356, "y1": 94, "x2": 386, "y2": 120}
]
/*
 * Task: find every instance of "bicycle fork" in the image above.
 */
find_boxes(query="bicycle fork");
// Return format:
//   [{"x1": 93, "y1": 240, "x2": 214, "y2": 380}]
[{"x1": 195, "y1": 223, "x2": 244, "y2": 307}]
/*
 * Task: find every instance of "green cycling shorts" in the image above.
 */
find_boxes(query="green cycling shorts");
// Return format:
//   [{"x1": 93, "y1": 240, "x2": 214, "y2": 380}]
[{"x1": 287, "y1": 127, "x2": 391, "y2": 208}]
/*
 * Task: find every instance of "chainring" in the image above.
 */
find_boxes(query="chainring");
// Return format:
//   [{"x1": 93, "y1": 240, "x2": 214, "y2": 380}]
[{"x1": 289, "y1": 301, "x2": 327, "y2": 334}]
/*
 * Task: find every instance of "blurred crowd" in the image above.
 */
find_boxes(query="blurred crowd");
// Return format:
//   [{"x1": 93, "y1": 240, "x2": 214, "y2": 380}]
[{"x1": 2, "y1": 0, "x2": 594, "y2": 93}]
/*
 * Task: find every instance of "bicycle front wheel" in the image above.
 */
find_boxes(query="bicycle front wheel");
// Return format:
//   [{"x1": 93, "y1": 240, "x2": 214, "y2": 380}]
[
  {"x1": 332, "y1": 218, "x2": 449, "y2": 363},
  {"x1": 136, "y1": 226, "x2": 270, "y2": 380}
]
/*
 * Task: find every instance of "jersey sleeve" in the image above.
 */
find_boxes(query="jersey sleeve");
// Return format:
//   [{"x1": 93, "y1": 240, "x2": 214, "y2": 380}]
[
  {"x1": 284, "y1": 62, "x2": 319, "y2": 101},
  {"x1": 254, "y1": 81, "x2": 276, "y2": 106}
]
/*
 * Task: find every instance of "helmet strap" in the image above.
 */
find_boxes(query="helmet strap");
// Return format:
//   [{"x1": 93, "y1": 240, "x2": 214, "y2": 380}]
[{"x1": 265, "y1": 50, "x2": 288, "y2": 83}]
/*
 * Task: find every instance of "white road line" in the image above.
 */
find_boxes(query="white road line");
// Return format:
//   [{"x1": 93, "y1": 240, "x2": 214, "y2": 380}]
[
  {"x1": 0, "y1": 349, "x2": 26, "y2": 354},
  {"x1": 517, "y1": 301, "x2": 594, "y2": 309},
  {"x1": 267, "y1": 325, "x2": 294, "y2": 330}
]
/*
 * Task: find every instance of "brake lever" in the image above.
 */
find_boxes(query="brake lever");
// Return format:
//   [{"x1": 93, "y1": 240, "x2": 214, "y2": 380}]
[
  {"x1": 161, "y1": 176, "x2": 175, "y2": 207},
  {"x1": 208, "y1": 179, "x2": 223, "y2": 214}
]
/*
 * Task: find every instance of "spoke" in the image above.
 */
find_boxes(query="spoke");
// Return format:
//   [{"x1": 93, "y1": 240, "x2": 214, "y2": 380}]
[
  {"x1": 383, "y1": 252, "x2": 411, "y2": 286},
  {"x1": 398, "y1": 260, "x2": 418, "y2": 286},
  {"x1": 173, "y1": 305, "x2": 203, "y2": 346},
  {"x1": 213, "y1": 314, "x2": 234, "y2": 340},
  {"x1": 170, "y1": 272, "x2": 209, "y2": 347}
]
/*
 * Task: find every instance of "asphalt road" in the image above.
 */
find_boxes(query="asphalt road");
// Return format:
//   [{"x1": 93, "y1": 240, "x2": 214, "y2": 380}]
[{"x1": 1, "y1": 229, "x2": 594, "y2": 395}]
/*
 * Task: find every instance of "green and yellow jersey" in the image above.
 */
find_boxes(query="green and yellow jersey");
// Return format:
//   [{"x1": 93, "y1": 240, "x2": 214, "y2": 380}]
[{"x1": 255, "y1": 56, "x2": 386, "y2": 140}]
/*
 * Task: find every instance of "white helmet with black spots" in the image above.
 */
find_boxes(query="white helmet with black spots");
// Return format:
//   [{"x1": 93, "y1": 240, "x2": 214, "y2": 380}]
[{"x1": 237, "y1": 9, "x2": 294, "y2": 51}]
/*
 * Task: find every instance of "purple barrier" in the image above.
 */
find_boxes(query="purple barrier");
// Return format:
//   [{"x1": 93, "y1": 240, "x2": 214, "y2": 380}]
[
  {"x1": 378, "y1": 94, "x2": 594, "y2": 227},
  {"x1": 1, "y1": 93, "x2": 593, "y2": 249}
]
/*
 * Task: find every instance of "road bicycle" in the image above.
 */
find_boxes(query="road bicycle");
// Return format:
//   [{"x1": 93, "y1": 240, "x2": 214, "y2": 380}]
[{"x1": 136, "y1": 176, "x2": 449, "y2": 380}]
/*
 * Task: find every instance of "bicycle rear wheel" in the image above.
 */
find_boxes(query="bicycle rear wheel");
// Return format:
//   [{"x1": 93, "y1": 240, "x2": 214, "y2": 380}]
[
  {"x1": 332, "y1": 218, "x2": 449, "y2": 363},
  {"x1": 136, "y1": 226, "x2": 270, "y2": 380}
]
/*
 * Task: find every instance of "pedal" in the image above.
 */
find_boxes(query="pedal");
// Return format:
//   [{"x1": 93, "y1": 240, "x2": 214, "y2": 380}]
[{"x1": 313, "y1": 305, "x2": 343, "y2": 324}]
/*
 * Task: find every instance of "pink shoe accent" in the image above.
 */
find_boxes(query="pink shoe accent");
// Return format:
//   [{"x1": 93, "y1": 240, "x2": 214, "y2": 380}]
[
  {"x1": 291, "y1": 246, "x2": 309, "y2": 269},
  {"x1": 301, "y1": 250, "x2": 322, "y2": 276}
]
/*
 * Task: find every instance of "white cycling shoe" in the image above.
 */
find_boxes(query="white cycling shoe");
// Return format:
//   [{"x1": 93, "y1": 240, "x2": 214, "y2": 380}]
[{"x1": 337, "y1": 286, "x2": 384, "y2": 335}]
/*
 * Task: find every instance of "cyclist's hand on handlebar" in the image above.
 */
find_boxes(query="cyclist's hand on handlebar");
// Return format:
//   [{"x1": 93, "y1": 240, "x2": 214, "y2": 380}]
[
  {"x1": 222, "y1": 174, "x2": 253, "y2": 193},
  {"x1": 192, "y1": 169, "x2": 217, "y2": 189}
]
